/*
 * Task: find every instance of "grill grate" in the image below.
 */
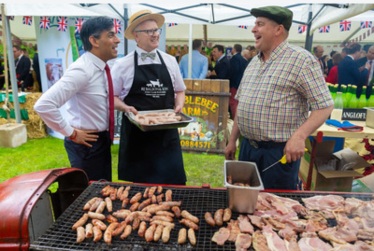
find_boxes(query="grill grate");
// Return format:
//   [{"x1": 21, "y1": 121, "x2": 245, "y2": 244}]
[{"x1": 30, "y1": 182, "x2": 374, "y2": 251}]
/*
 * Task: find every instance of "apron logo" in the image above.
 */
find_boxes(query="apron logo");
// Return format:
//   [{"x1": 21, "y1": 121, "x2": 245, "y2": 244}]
[{"x1": 141, "y1": 79, "x2": 168, "y2": 98}]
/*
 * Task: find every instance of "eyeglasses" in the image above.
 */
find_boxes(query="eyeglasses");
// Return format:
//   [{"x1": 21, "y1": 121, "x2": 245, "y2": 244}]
[{"x1": 135, "y1": 28, "x2": 162, "y2": 36}]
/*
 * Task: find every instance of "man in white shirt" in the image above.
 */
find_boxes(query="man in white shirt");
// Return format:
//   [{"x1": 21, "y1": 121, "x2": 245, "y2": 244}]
[
  {"x1": 112, "y1": 10, "x2": 187, "y2": 185},
  {"x1": 34, "y1": 17, "x2": 120, "y2": 181}
]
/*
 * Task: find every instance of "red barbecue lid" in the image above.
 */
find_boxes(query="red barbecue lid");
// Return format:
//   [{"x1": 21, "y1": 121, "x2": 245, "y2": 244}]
[{"x1": 0, "y1": 168, "x2": 88, "y2": 251}]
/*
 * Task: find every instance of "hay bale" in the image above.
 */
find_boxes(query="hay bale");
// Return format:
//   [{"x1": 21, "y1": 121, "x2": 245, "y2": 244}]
[{"x1": 0, "y1": 93, "x2": 47, "y2": 138}]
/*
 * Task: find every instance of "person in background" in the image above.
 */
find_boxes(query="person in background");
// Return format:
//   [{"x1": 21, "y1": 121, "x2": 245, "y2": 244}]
[
  {"x1": 225, "y1": 6, "x2": 333, "y2": 190},
  {"x1": 325, "y1": 53, "x2": 342, "y2": 84},
  {"x1": 13, "y1": 45, "x2": 33, "y2": 92},
  {"x1": 341, "y1": 47, "x2": 348, "y2": 58},
  {"x1": 111, "y1": 10, "x2": 187, "y2": 185},
  {"x1": 327, "y1": 50, "x2": 337, "y2": 75},
  {"x1": 241, "y1": 49, "x2": 251, "y2": 61},
  {"x1": 338, "y1": 43, "x2": 370, "y2": 98},
  {"x1": 207, "y1": 44, "x2": 230, "y2": 79},
  {"x1": 179, "y1": 39, "x2": 208, "y2": 79},
  {"x1": 228, "y1": 44, "x2": 247, "y2": 119},
  {"x1": 33, "y1": 45, "x2": 41, "y2": 92},
  {"x1": 34, "y1": 17, "x2": 120, "y2": 181},
  {"x1": 356, "y1": 44, "x2": 374, "y2": 98},
  {"x1": 313, "y1": 45, "x2": 327, "y2": 76}
]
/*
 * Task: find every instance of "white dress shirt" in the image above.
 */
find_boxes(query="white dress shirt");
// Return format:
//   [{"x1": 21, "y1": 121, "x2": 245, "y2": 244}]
[
  {"x1": 111, "y1": 47, "x2": 186, "y2": 100},
  {"x1": 34, "y1": 52, "x2": 110, "y2": 137}
]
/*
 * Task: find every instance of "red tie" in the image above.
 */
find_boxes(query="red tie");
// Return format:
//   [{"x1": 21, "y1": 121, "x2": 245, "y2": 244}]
[{"x1": 104, "y1": 64, "x2": 114, "y2": 141}]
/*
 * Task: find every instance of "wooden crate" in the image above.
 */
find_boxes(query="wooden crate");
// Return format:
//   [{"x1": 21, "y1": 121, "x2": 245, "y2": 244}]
[{"x1": 179, "y1": 79, "x2": 230, "y2": 154}]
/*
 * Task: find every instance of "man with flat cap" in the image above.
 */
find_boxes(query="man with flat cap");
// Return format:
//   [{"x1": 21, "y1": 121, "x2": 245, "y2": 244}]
[
  {"x1": 225, "y1": 6, "x2": 334, "y2": 190},
  {"x1": 111, "y1": 10, "x2": 187, "y2": 185}
]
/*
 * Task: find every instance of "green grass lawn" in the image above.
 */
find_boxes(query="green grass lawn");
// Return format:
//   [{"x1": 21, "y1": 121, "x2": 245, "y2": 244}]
[{"x1": 0, "y1": 136, "x2": 227, "y2": 187}]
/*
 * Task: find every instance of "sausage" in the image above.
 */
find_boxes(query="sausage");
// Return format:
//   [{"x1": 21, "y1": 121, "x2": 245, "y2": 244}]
[
  {"x1": 85, "y1": 223, "x2": 93, "y2": 238},
  {"x1": 145, "y1": 224, "x2": 156, "y2": 242},
  {"x1": 138, "y1": 221, "x2": 147, "y2": 237},
  {"x1": 120, "y1": 190, "x2": 129, "y2": 201},
  {"x1": 89, "y1": 198, "x2": 103, "y2": 212},
  {"x1": 156, "y1": 194, "x2": 164, "y2": 203},
  {"x1": 148, "y1": 205, "x2": 171, "y2": 214},
  {"x1": 113, "y1": 209, "x2": 131, "y2": 219},
  {"x1": 76, "y1": 226, "x2": 85, "y2": 243},
  {"x1": 162, "y1": 225, "x2": 173, "y2": 243},
  {"x1": 179, "y1": 219, "x2": 199, "y2": 231},
  {"x1": 178, "y1": 228, "x2": 187, "y2": 244},
  {"x1": 117, "y1": 186, "x2": 125, "y2": 199},
  {"x1": 181, "y1": 210, "x2": 199, "y2": 224},
  {"x1": 165, "y1": 189, "x2": 172, "y2": 201},
  {"x1": 92, "y1": 219, "x2": 107, "y2": 231},
  {"x1": 159, "y1": 201, "x2": 182, "y2": 207},
  {"x1": 104, "y1": 222, "x2": 119, "y2": 245},
  {"x1": 223, "y1": 208, "x2": 232, "y2": 222},
  {"x1": 138, "y1": 198, "x2": 152, "y2": 211},
  {"x1": 156, "y1": 211, "x2": 174, "y2": 218},
  {"x1": 100, "y1": 185, "x2": 111, "y2": 196},
  {"x1": 106, "y1": 214, "x2": 118, "y2": 223},
  {"x1": 125, "y1": 211, "x2": 138, "y2": 224},
  {"x1": 130, "y1": 192, "x2": 142, "y2": 204},
  {"x1": 129, "y1": 202, "x2": 140, "y2": 212},
  {"x1": 142, "y1": 204, "x2": 156, "y2": 212},
  {"x1": 93, "y1": 226, "x2": 102, "y2": 242},
  {"x1": 112, "y1": 221, "x2": 127, "y2": 236},
  {"x1": 143, "y1": 187, "x2": 149, "y2": 198},
  {"x1": 122, "y1": 198, "x2": 129, "y2": 208},
  {"x1": 156, "y1": 186, "x2": 163, "y2": 195},
  {"x1": 120, "y1": 224, "x2": 132, "y2": 239},
  {"x1": 205, "y1": 212, "x2": 215, "y2": 227},
  {"x1": 105, "y1": 197, "x2": 113, "y2": 213},
  {"x1": 172, "y1": 206, "x2": 181, "y2": 218},
  {"x1": 151, "y1": 195, "x2": 157, "y2": 204},
  {"x1": 83, "y1": 197, "x2": 98, "y2": 210},
  {"x1": 88, "y1": 212, "x2": 106, "y2": 220},
  {"x1": 151, "y1": 215, "x2": 174, "y2": 222},
  {"x1": 188, "y1": 228, "x2": 196, "y2": 245},
  {"x1": 133, "y1": 217, "x2": 141, "y2": 230},
  {"x1": 110, "y1": 188, "x2": 117, "y2": 201},
  {"x1": 150, "y1": 220, "x2": 175, "y2": 228},
  {"x1": 153, "y1": 225, "x2": 164, "y2": 242},
  {"x1": 95, "y1": 201, "x2": 106, "y2": 214},
  {"x1": 72, "y1": 213, "x2": 89, "y2": 231},
  {"x1": 214, "y1": 209, "x2": 224, "y2": 226},
  {"x1": 148, "y1": 186, "x2": 157, "y2": 197}
]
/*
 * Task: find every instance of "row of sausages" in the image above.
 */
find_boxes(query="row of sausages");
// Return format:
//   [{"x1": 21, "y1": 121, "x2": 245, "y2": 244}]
[{"x1": 133, "y1": 112, "x2": 183, "y2": 125}]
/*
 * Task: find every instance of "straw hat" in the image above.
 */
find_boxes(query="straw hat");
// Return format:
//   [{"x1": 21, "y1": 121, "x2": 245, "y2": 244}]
[{"x1": 125, "y1": 10, "x2": 165, "y2": 40}]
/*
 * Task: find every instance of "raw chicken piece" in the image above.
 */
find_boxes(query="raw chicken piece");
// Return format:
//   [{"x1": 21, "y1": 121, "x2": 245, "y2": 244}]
[
  {"x1": 259, "y1": 193, "x2": 301, "y2": 215},
  {"x1": 284, "y1": 237, "x2": 300, "y2": 251},
  {"x1": 238, "y1": 215, "x2": 254, "y2": 234},
  {"x1": 249, "y1": 215, "x2": 264, "y2": 229},
  {"x1": 344, "y1": 197, "x2": 364, "y2": 215},
  {"x1": 351, "y1": 200, "x2": 374, "y2": 220},
  {"x1": 254, "y1": 209, "x2": 298, "y2": 222},
  {"x1": 278, "y1": 226, "x2": 296, "y2": 241},
  {"x1": 252, "y1": 230, "x2": 271, "y2": 251},
  {"x1": 262, "y1": 218, "x2": 286, "y2": 231},
  {"x1": 227, "y1": 220, "x2": 241, "y2": 242},
  {"x1": 333, "y1": 210, "x2": 350, "y2": 227},
  {"x1": 262, "y1": 225, "x2": 287, "y2": 251},
  {"x1": 330, "y1": 242, "x2": 359, "y2": 251},
  {"x1": 235, "y1": 233, "x2": 252, "y2": 251},
  {"x1": 211, "y1": 227, "x2": 230, "y2": 246},
  {"x1": 256, "y1": 194, "x2": 272, "y2": 211},
  {"x1": 302, "y1": 195, "x2": 345, "y2": 219},
  {"x1": 302, "y1": 210, "x2": 328, "y2": 225},
  {"x1": 298, "y1": 237, "x2": 333, "y2": 251},
  {"x1": 354, "y1": 240, "x2": 374, "y2": 250},
  {"x1": 318, "y1": 224, "x2": 358, "y2": 245}
]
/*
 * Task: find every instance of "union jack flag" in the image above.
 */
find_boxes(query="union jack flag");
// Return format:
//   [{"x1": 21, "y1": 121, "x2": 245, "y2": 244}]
[
  {"x1": 340, "y1": 20, "x2": 351, "y2": 32},
  {"x1": 361, "y1": 21, "x2": 372, "y2": 29},
  {"x1": 319, "y1": 25, "x2": 330, "y2": 33},
  {"x1": 57, "y1": 16, "x2": 68, "y2": 32},
  {"x1": 22, "y1": 16, "x2": 32, "y2": 26},
  {"x1": 39, "y1": 16, "x2": 50, "y2": 30},
  {"x1": 238, "y1": 25, "x2": 248, "y2": 29},
  {"x1": 113, "y1": 19, "x2": 122, "y2": 34},
  {"x1": 0, "y1": 15, "x2": 14, "y2": 21},
  {"x1": 75, "y1": 18, "x2": 85, "y2": 34},
  {"x1": 168, "y1": 23, "x2": 178, "y2": 27},
  {"x1": 298, "y1": 25, "x2": 307, "y2": 34}
]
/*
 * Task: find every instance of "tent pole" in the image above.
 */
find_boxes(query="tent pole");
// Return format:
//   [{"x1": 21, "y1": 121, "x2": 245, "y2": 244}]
[
  {"x1": 3, "y1": 6, "x2": 21, "y2": 123},
  {"x1": 124, "y1": 5, "x2": 128, "y2": 55},
  {"x1": 187, "y1": 24, "x2": 193, "y2": 79},
  {"x1": 304, "y1": 4, "x2": 314, "y2": 52}
]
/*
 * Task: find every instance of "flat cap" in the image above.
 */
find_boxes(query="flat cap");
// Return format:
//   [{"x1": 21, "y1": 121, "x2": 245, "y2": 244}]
[{"x1": 250, "y1": 6, "x2": 293, "y2": 31}]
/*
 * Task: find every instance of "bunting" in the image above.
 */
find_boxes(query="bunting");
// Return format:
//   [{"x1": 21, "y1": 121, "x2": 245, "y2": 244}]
[
  {"x1": 39, "y1": 16, "x2": 50, "y2": 30},
  {"x1": 113, "y1": 19, "x2": 122, "y2": 34},
  {"x1": 22, "y1": 16, "x2": 32, "y2": 26},
  {"x1": 298, "y1": 25, "x2": 307, "y2": 34},
  {"x1": 0, "y1": 15, "x2": 14, "y2": 21},
  {"x1": 340, "y1": 20, "x2": 351, "y2": 31},
  {"x1": 238, "y1": 25, "x2": 248, "y2": 29},
  {"x1": 319, "y1": 26, "x2": 330, "y2": 33},
  {"x1": 361, "y1": 21, "x2": 372, "y2": 29},
  {"x1": 168, "y1": 23, "x2": 178, "y2": 27},
  {"x1": 75, "y1": 18, "x2": 85, "y2": 34},
  {"x1": 57, "y1": 16, "x2": 68, "y2": 32}
]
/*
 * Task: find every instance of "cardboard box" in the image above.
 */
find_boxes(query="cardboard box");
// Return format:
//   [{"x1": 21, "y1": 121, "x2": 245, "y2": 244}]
[{"x1": 299, "y1": 140, "x2": 370, "y2": 192}]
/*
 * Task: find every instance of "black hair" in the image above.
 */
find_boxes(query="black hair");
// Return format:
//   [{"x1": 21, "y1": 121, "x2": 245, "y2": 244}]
[
  {"x1": 233, "y1": 44, "x2": 242, "y2": 53},
  {"x1": 347, "y1": 43, "x2": 361, "y2": 55},
  {"x1": 330, "y1": 50, "x2": 337, "y2": 57},
  {"x1": 192, "y1": 39, "x2": 202, "y2": 50},
  {"x1": 80, "y1": 16, "x2": 114, "y2": 51},
  {"x1": 213, "y1": 44, "x2": 224, "y2": 53}
]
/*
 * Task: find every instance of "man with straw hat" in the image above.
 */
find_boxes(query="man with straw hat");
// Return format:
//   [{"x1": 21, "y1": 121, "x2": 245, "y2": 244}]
[{"x1": 112, "y1": 10, "x2": 187, "y2": 185}]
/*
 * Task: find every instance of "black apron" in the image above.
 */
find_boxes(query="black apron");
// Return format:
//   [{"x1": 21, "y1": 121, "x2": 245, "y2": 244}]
[{"x1": 118, "y1": 51, "x2": 186, "y2": 185}]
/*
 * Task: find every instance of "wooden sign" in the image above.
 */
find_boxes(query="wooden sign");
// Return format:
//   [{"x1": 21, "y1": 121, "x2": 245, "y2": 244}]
[{"x1": 341, "y1": 108, "x2": 367, "y2": 121}]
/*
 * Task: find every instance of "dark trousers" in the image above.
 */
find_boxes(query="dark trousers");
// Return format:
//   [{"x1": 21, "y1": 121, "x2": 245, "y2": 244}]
[
  {"x1": 64, "y1": 131, "x2": 112, "y2": 181},
  {"x1": 239, "y1": 137, "x2": 300, "y2": 190}
]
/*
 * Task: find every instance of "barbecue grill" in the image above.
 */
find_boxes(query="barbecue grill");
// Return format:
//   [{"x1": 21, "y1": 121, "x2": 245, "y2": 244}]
[{"x1": 1, "y1": 168, "x2": 373, "y2": 251}]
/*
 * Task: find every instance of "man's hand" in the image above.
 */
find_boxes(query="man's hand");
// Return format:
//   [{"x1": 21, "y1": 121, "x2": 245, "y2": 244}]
[
  {"x1": 225, "y1": 141, "x2": 237, "y2": 160},
  {"x1": 284, "y1": 135, "x2": 306, "y2": 163},
  {"x1": 174, "y1": 105, "x2": 183, "y2": 113},
  {"x1": 71, "y1": 129, "x2": 99, "y2": 148}
]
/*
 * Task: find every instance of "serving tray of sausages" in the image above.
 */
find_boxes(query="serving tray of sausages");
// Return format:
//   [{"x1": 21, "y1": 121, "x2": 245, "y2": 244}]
[{"x1": 125, "y1": 109, "x2": 194, "y2": 132}]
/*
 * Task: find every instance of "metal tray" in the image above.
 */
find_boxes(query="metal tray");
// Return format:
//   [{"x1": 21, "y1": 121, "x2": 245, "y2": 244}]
[{"x1": 125, "y1": 109, "x2": 193, "y2": 132}]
